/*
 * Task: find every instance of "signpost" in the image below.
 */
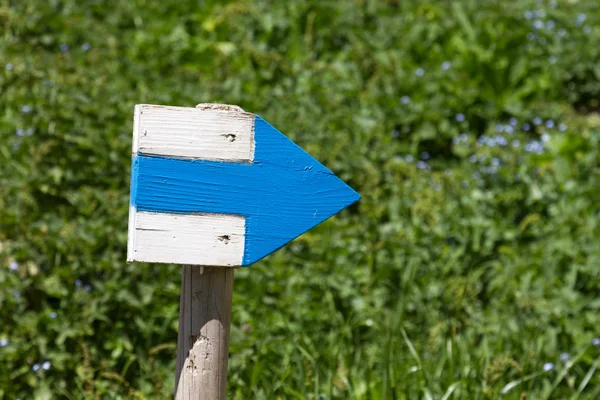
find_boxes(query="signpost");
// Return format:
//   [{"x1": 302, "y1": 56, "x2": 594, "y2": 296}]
[{"x1": 127, "y1": 103, "x2": 360, "y2": 399}]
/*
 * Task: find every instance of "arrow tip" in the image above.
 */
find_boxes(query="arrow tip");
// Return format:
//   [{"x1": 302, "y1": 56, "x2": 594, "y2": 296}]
[{"x1": 241, "y1": 116, "x2": 360, "y2": 266}]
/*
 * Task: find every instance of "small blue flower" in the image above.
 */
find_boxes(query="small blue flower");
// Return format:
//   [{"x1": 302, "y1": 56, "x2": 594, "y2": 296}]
[
  {"x1": 491, "y1": 158, "x2": 501, "y2": 167},
  {"x1": 32, "y1": 364, "x2": 40, "y2": 372},
  {"x1": 9, "y1": 261, "x2": 18, "y2": 271},
  {"x1": 473, "y1": 172, "x2": 481, "y2": 179},
  {"x1": 415, "y1": 68, "x2": 425, "y2": 77},
  {"x1": 405, "y1": 155, "x2": 414, "y2": 163},
  {"x1": 560, "y1": 353, "x2": 569, "y2": 362},
  {"x1": 546, "y1": 20, "x2": 556, "y2": 30},
  {"x1": 505, "y1": 125, "x2": 514, "y2": 134},
  {"x1": 545, "y1": 120, "x2": 555, "y2": 129},
  {"x1": 496, "y1": 124, "x2": 504, "y2": 132},
  {"x1": 549, "y1": 56, "x2": 557, "y2": 64},
  {"x1": 593, "y1": 338, "x2": 600, "y2": 346},
  {"x1": 416, "y1": 161, "x2": 429, "y2": 170},
  {"x1": 558, "y1": 123, "x2": 567, "y2": 132},
  {"x1": 509, "y1": 117, "x2": 518, "y2": 126},
  {"x1": 469, "y1": 155, "x2": 478, "y2": 163},
  {"x1": 81, "y1": 42, "x2": 91, "y2": 51},
  {"x1": 0, "y1": 339, "x2": 9, "y2": 347},
  {"x1": 541, "y1": 133, "x2": 551, "y2": 143},
  {"x1": 533, "y1": 20, "x2": 544, "y2": 30},
  {"x1": 50, "y1": 312, "x2": 57, "y2": 319},
  {"x1": 577, "y1": 13, "x2": 587, "y2": 26},
  {"x1": 522, "y1": 123, "x2": 531, "y2": 131},
  {"x1": 13, "y1": 291, "x2": 21, "y2": 299},
  {"x1": 21, "y1": 105, "x2": 32, "y2": 113},
  {"x1": 495, "y1": 136, "x2": 508, "y2": 146},
  {"x1": 421, "y1": 152, "x2": 430, "y2": 160},
  {"x1": 526, "y1": 140, "x2": 544, "y2": 154},
  {"x1": 391, "y1": 130, "x2": 399, "y2": 138},
  {"x1": 543, "y1": 362, "x2": 554, "y2": 372},
  {"x1": 42, "y1": 361, "x2": 51, "y2": 371},
  {"x1": 5, "y1": 63, "x2": 13, "y2": 71},
  {"x1": 60, "y1": 43, "x2": 69, "y2": 53},
  {"x1": 454, "y1": 133, "x2": 469, "y2": 145},
  {"x1": 533, "y1": 117, "x2": 542, "y2": 126},
  {"x1": 481, "y1": 136, "x2": 491, "y2": 146},
  {"x1": 400, "y1": 96, "x2": 411, "y2": 105},
  {"x1": 441, "y1": 61, "x2": 452, "y2": 71},
  {"x1": 84, "y1": 284, "x2": 92, "y2": 292},
  {"x1": 16, "y1": 128, "x2": 25, "y2": 136},
  {"x1": 75, "y1": 279, "x2": 82, "y2": 287},
  {"x1": 524, "y1": 11, "x2": 533, "y2": 20},
  {"x1": 512, "y1": 139, "x2": 521, "y2": 148},
  {"x1": 456, "y1": 113, "x2": 465, "y2": 122}
]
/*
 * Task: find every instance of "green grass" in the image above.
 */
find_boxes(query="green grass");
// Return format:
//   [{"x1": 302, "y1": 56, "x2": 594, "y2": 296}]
[{"x1": 1, "y1": 0, "x2": 600, "y2": 398}]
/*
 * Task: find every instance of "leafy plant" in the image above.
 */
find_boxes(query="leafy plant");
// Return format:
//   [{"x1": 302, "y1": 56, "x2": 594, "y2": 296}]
[{"x1": 1, "y1": 0, "x2": 600, "y2": 398}]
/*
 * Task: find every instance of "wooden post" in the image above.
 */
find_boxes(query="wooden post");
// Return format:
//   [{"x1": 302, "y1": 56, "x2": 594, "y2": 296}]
[{"x1": 175, "y1": 265, "x2": 234, "y2": 399}]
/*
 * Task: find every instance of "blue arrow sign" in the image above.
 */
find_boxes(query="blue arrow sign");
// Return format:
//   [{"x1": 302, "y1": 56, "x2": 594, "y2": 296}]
[{"x1": 128, "y1": 106, "x2": 359, "y2": 266}]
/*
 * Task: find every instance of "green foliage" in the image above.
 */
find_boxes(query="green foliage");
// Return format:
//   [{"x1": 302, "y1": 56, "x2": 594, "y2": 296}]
[{"x1": 1, "y1": 0, "x2": 600, "y2": 398}]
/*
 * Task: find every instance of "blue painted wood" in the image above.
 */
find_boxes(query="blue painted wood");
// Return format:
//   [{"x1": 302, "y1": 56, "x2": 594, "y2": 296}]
[{"x1": 131, "y1": 116, "x2": 360, "y2": 265}]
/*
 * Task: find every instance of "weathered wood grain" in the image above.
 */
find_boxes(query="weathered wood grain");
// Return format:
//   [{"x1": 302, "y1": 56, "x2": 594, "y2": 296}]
[
  {"x1": 175, "y1": 266, "x2": 234, "y2": 400},
  {"x1": 134, "y1": 104, "x2": 255, "y2": 162},
  {"x1": 127, "y1": 208, "x2": 245, "y2": 266}
]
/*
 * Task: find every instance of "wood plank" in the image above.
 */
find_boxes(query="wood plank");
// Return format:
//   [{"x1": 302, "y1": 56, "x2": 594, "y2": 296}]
[
  {"x1": 136, "y1": 104, "x2": 255, "y2": 162},
  {"x1": 127, "y1": 107, "x2": 141, "y2": 263},
  {"x1": 127, "y1": 209, "x2": 245, "y2": 266}
]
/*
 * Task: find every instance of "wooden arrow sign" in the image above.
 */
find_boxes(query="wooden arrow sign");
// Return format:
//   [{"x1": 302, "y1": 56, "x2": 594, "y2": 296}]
[
  {"x1": 127, "y1": 103, "x2": 359, "y2": 399},
  {"x1": 127, "y1": 104, "x2": 360, "y2": 267}
]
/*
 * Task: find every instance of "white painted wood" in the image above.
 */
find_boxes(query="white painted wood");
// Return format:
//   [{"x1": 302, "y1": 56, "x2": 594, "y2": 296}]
[
  {"x1": 127, "y1": 107, "x2": 141, "y2": 263},
  {"x1": 175, "y1": 266, "x2": 234, "y2": 400},
  {"x1": 126, "y1": 205, "x2": 137, "y2": 263},
  {"x1": 127, "y1": 209, "x2": 245, "y2": 266},
  {"x1": 135, "y1": 104, "x2": 255, "y2": 162},
  {"x1": 132, "y1": 104, "x2": 141, "y2": 155}
]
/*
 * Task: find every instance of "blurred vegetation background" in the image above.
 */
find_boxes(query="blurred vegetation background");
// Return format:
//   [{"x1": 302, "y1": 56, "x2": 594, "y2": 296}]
[{"x1": 1, "y1": 0, "x2": 600, "y2": 398}]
